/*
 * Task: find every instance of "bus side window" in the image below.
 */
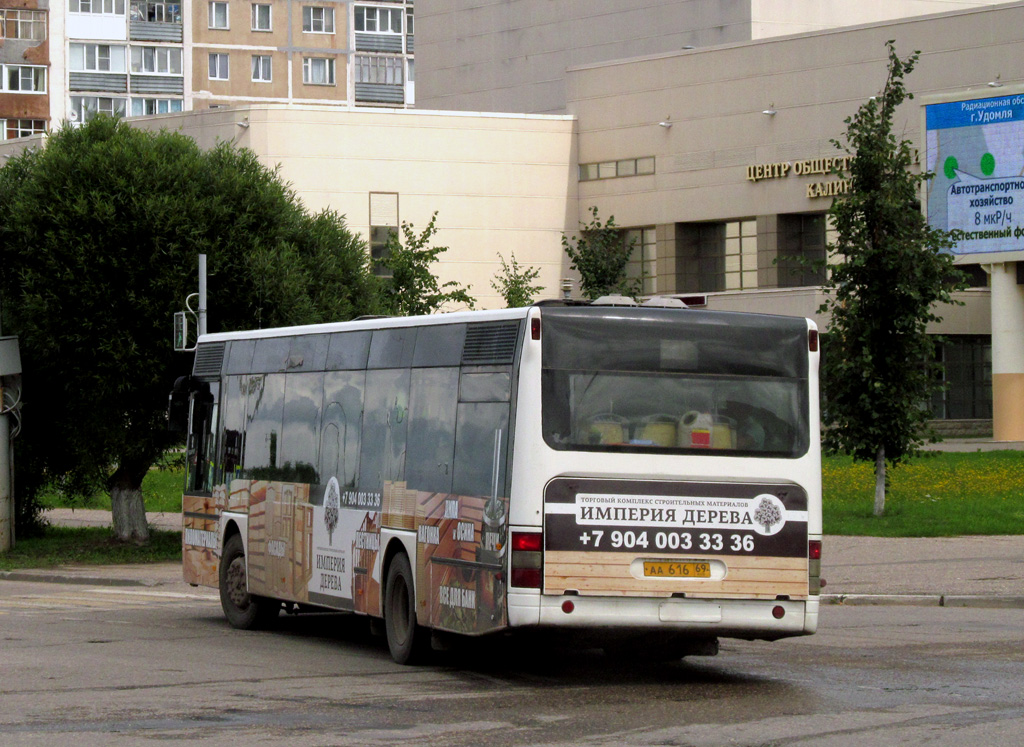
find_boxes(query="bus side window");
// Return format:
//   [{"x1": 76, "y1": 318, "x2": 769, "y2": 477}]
[
  {"x1": 452, "y1": 402, "x2": 510, "y2": 499},
  {"x1": 186, "y1": 384, "x2": 215, "y2": 493},
  {"x1": 406, "y1": 368, "x2": 459, "y2": 494},
  {"x1": 359, "y1": 369, "x2": 411, "y2": 493}
]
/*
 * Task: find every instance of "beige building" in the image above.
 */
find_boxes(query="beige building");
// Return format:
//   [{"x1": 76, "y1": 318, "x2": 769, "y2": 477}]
[{"x1": 130, "y1": 104, "x2": 576, "y2": 310}]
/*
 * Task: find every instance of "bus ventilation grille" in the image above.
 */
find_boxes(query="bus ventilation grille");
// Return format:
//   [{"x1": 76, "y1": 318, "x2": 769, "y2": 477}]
[
  {"x1": 462, "y1": 322, "x2": 520, "y2": 365},
  {"x1": 192, "y1": 341, "x2": 226, "y2": 380}
]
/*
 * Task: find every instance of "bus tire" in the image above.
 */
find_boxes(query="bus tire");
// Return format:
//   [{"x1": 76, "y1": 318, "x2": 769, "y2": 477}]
[
  {"x1": 219, "y1": 533, "x2": 278, "y2": 629},
  {"x1": 384, "y1": 552, "x2": 428, "y2": 665}
]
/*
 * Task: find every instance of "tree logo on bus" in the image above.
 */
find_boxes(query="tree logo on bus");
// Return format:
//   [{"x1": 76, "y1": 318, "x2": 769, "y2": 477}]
[
  {"x1": 751, "y1": 494, "x2": 785, "y2": 536},
  {"x1": 324, "y1": 477, "x2": 340, "y2": 546}
]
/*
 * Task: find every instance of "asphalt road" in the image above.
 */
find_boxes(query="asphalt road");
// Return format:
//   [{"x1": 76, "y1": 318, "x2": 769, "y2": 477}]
[{"x1": 1, "y1": 577, "x2": 1021, "y2": 746}]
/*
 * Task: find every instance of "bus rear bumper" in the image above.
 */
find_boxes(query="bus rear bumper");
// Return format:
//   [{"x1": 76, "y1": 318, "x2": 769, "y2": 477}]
[{"x1": 508, "y1": 591, "x2": 818, "y2": 639}]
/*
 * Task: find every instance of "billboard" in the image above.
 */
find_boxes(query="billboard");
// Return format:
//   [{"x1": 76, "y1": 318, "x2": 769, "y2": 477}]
[{"x1": 925, "y1": 92, "x2": 1024, "y2": 258}]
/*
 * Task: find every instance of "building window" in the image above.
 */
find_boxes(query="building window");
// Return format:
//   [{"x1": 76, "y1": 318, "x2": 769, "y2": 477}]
[
  {"x1": 2, "y1": 119, "x2": 46, "y2": 139},
  {"x1": 208, "y1": 1, "x2": 228, "y2": 28},
  {"x1": 130, "y1": 1, "x2": 181, "y2": 23},
  {"x1": 131, "y1": 98, "x2": 183, "y2": 116},
  {"x1": 130, "y1": 46, "x2": 182, "y2": 74},
  {"x1": 625, "y1": 227, "x2": 657, "y2": 295},
  {"x1": 2, "y1": 10, "x2": 47, "y2": 41},
  {"x1": 302, "y1": 6, "x2": 334, "y2": 33},
  {"x1": 579, "y1": 157, "x2": 655, "y2": 181},
  {"x1": 776, "y1": 213, "x2": 828, "y2": 288},
  {"x1": 70, "y1": 96, "x2": 127, "y2": 123},
  {"x1": 723, "y1": 220, "x2": 758, "y2": 291},
  {"x1": 70, "y1": 43, "x2": 113, "y2": 72},
  {"x1": 676, "y1": 222, "x2": 725, "y2": 293},
  {"x1": 251, "y1": 54, "x2": 272, "y2": 82},
  {"x1": 3, "y1": 65, "x2": 46, "y2": 93},
  {"x1": 209, "y1": 53, "x2": 229, "y2": 80},
  {"x1": 302, "y1": 57, "x2": 335, "y2": 85},
  {"x1": 370, "y1": 192, "x2": 399, "y2": 277},
  {"x1": 251, "y1": 3, "x2": 270, "y2": 30},
  {"x1": 70, "y1": 0, "x2": 126, "y2": 14},
  {"x1": 930, "y1": 336, "x2": 992, "y2": 420},
  {"x1": 355, "y1": 5, "x2": 402, "y2": 33},
  {"x1": 355, "y1": 55, "x2": 403, "y2": 84},
  {"x1": 405, "y1": 6, "x2": 413, "y2": 35}
]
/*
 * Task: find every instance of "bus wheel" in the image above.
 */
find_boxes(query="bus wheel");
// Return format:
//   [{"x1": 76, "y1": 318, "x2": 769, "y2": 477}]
[
  {"x1": 219, "y1": 533, "x2": 278, "y2": 629},
  {"x1": 384, "y1": 552, "x2": 428, "y2": 665}
]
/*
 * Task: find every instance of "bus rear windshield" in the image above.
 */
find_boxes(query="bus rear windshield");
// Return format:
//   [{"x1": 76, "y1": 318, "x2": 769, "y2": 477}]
[{"x1": 541, "y1": 307, "x2": 810, "y2": 458}]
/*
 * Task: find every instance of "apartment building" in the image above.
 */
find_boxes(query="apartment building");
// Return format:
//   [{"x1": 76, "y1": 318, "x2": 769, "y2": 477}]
[
  {"x1": 1, "y1": 0, "x2": 50, "y2": 139},
  {"x1": 0, "y1": 0, "x2": 414, "y2": 136},
  {"x1": 194, "y1": 0, "x2": 415, "y2": 109}
]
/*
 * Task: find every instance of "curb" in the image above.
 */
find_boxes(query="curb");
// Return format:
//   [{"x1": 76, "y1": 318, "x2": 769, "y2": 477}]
[
  {"x1": 822, "y1": 593, "x2": 1024, "y2": 609},
  {"x1": 0, "y1": 570, "x2": 162, "y2": 588}
]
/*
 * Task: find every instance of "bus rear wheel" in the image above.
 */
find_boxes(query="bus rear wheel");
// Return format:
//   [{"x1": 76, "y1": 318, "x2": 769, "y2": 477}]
[
  {"x1": 219, "y1": 533, "x2": 279, "y2": 629},
  {"x1": 384, "y1": 552, "x2": 428, "y2": 665}
]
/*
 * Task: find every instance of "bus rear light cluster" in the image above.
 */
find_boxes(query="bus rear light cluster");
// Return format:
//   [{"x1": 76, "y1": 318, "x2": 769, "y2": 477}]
[
  {"x1": 510, "y1": 531, "x2": 543, "y2": 588},
  {"x1": 808, "y1": 539, "x2": 823, "y2": 595}
]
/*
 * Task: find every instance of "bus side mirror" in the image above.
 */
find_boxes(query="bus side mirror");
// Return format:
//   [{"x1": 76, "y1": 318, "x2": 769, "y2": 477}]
[{"x1": 167, "y1": 376, "x2": 190, "y2": 432}]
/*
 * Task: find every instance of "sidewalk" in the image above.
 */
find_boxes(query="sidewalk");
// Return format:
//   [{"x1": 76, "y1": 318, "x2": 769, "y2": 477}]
[{"x1": 3, "y1": 507, "x2": 1018, "y2": 608}]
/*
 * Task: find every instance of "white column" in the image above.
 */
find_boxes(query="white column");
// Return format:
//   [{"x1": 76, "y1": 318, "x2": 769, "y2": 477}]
[{"x1": 989, "y1": 262, "x2": 1024, "y2": 441}]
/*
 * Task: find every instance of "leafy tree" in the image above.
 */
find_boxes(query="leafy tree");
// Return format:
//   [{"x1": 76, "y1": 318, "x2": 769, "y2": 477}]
[
  {"x1": 378, "y1": 212, "x2": 475, "y2": 315},
  {"x1": 490, "y1": 252, "x2": 544, "y2": 307},
  {"x1": 821, "y1": 42, "x2": 965, "y2": 516},
  {"x1": 0, "y1": 116, "x2": 377, "y2": 542},
  {"x1": 562, "y1": 206, "x2": 640, "y2": 300}
]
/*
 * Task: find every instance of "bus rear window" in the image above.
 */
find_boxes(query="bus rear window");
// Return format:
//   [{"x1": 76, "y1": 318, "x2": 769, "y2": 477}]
[{"x1": 540, "y1": 308, "x2": 810, "y2": 458}]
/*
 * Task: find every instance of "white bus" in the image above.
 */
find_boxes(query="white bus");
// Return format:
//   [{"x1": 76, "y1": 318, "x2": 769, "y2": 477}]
[{"x1": 171, "y1": 300, "x2": 822, "y2": 664}]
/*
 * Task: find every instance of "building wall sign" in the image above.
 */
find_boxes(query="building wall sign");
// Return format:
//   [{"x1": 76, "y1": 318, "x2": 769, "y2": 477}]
[
  {"x1": 746, "y1": 156, "x2": 853, "y2": 199},
  {"x1": 925, "y1": 92, "x2": 1024, "y2": 255}
]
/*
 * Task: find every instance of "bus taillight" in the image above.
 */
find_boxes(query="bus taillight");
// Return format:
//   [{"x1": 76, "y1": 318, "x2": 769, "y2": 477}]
[
  {"x1": 511, "y1": 531, "x2": 543, "y2": 588},
  {"x1": 808, "y1": 539, "x2": 822, "y2": 595}
]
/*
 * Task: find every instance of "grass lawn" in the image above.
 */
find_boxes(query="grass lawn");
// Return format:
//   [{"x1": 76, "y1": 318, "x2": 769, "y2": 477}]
[
  {"x1": 0, "y1": 527, "x2": 182, "y2": 570},
  {"x1": 824, "y1": 450, "x2": 1024, "y2": 536}
]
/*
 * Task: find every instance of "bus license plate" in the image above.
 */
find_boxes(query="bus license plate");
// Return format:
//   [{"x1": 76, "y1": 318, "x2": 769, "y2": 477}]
[{"x1": 643, "y1": 561, "x2": 711, "y2": 578}]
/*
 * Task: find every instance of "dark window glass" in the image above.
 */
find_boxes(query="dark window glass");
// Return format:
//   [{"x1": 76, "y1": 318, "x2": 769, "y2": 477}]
[
  {"x1": 225, "y1": 339, "x2": 255, "y2": 374},
  {"x1": 280, "y1": 372, "x2": 323, "y2": 481},
  {"x1": 359, "y1": 369, "x2": 410, "y2": 493},
  {"x1": 459, "y1": 371, "x2": 511, "y2": 402},
  {"x1": 777, "y1": 213, "x2": 827, "y2": 288},
  {"x1": 540, "y1": 308, "x2": 809, "y2": 458},
  {"x1": 406, "y1": 368, "x2": 459, "y2": 493},
  {"x1": 220, "y1": 375, "x2": 248, "y2": 479},
  {"x1": 412, "y1": 324, "x2": 465, "y2": 367},
  {"x1": 319, "y1": 371, "x2": 365, "y2": 489},
  {"x1": 242, "y1": 374, "x2": 286, "y2": 477},
  {"x1": 186, "y1": 381, "x2": 217, "y2": 493},
  {"x1": 676, "y1": 222, "x2": 725, "y2": 293},
  {"x1": 288, "y1": 333, "x2": 330, "y2": 372},
  {"x1": 326, "y1": 331, "x2": 371, "y2": 371},
  {"x1": 252, "y1": 337, "x2": 292, "y2": 373},
  {"x1": 369, "y1": 328, "x2": 416, "y2": 368},
  {"x1": 452, "y1": 402, "x2": 510, "y2": 498}
]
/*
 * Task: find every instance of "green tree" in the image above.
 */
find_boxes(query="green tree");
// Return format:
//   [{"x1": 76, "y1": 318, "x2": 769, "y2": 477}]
[
  {"x1": 821, "y1": 42, "x2": 965, "y2": 516},
  {"x1": 0, "y1": 116, "x2": 377, "y2": 542},
  {"x1": 562, "y1": 206, "x2": 639, "y2": 300},
  {"x1": 378, "y1": 212, "x2": 475, "y2": 316},
  {"x1": 490, "y1": 252, "x2": 544, "y2": 308}
]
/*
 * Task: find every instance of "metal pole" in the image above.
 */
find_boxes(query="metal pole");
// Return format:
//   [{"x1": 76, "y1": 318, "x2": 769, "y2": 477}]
[
  {"x1": 0, "y1": 408, "x2": 11, "y2": 552},
  {"x1": 198, "y1": 254, "x2": 208, "y2": 337}
]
